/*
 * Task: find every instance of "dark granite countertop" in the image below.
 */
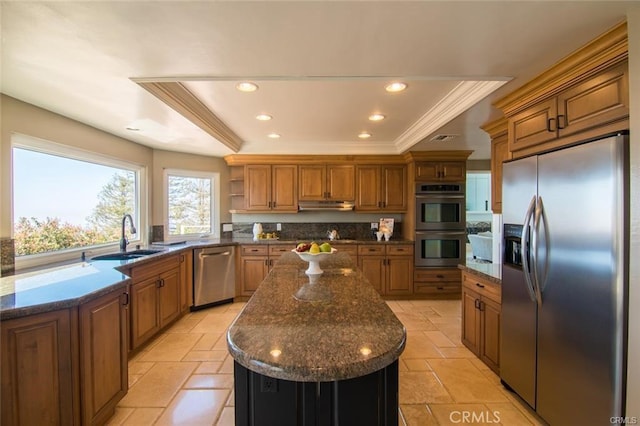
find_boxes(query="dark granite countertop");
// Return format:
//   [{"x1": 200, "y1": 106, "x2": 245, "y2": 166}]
[
  {"x1": 458, "y1": 261, "x2": 502, "y2": 284},
  {"x1": 226, "y1": 251, "x2": 406, "y2": 382},
  {"x1": 0, "y1": 238, "x2": 413, "y2": 321}
]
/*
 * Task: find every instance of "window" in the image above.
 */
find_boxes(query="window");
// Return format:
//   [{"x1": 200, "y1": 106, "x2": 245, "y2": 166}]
[
  {"x1": 466, "y1": 172, "x2": 491, "y2": 212},
  {"x1": 11, "y1": 134, "x2": 145, "y2": 266},
  {"x1": 164, "y1": 169, "x2": 219, "y2": 239}
]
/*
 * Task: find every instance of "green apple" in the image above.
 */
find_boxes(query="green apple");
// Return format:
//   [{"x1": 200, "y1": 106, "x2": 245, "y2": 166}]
[{"x1": 319, "y1": 242, "x2": 332, "y2": 252}]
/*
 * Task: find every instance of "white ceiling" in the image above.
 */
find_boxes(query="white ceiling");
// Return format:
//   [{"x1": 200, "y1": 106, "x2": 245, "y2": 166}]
[{"x1": 0, "y1": 1, "x2": 633, "y2": 159}]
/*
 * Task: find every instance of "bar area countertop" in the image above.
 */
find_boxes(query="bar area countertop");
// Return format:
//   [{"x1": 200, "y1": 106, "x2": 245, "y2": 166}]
[
  {"x1": 458, "y1": 260, "x2": 502, "y2": 284},
  {"x1": 226, "y1": 251, "x2": 407, "y2": 382}
]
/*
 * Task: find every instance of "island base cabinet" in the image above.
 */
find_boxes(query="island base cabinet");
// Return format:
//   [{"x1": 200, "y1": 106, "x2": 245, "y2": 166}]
[
  {"x1": 234, "y1": 361, "x2": 399, "y2": 426},
  {"x1": 1, "y1": 309, "x2": 76, "y2": 426}
]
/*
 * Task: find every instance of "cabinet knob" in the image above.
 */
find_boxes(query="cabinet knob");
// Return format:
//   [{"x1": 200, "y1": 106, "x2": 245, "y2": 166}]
[
  {"x1": 475, "y1": 282, "x2": 485, "y2": 288},
  {"x1": 557, "y1": 114, "x2": 566, "y2": 129},
  {"x1": 436, "y1": 274, "x2": 445, "y2": 279},
  {"x1": 547, "y1": 117, "x2": 556, "y2": 132},
  {"x1": 122, "y1": 292, "x2": 130, "y2": 306}
]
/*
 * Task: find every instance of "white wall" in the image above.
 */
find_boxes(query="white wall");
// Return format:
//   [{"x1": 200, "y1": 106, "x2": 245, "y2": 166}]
[{"x1": 625, "y1": 5, "x2": 640, "y2": 418}]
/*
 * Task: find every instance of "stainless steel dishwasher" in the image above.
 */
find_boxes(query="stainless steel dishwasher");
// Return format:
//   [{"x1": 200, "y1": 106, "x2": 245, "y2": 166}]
[{"x1": 193, "y1": 246, "x2": 235, "y2": 310}]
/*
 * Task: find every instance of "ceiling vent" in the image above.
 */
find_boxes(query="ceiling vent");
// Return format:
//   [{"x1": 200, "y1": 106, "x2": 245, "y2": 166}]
[{"x1": 430, "y1": 134, "x2": 458, "y2": 142}]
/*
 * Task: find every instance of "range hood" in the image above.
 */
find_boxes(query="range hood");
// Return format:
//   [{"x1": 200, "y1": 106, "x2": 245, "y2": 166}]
[{"x1": 298, "y1": 201, "x2": 355, "y2": 212}]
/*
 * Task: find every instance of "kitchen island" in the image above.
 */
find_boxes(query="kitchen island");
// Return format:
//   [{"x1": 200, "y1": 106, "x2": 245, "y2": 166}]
[{"x1": 227, "y1": 251, "x2": 406, "y2": 426}]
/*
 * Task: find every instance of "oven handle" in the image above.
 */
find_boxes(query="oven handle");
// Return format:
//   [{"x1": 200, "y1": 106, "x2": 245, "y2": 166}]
[
  {"x1": 415, "y1": 231, "x2": 466, "y2": 236},
  {"x1": 415, "y1": 194, "x2": 465, "y2": 200}
]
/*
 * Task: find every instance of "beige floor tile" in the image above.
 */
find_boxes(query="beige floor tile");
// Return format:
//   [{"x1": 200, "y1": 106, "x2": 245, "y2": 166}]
[
  {"x1": 212, "y1": 334, "x2": 229, "y2": 350},
  {"x1": 437, "y1": 346, "x2": 477, "y2": 359},
  {"x1": 195, "y1": 361, "x2": 224, "y2": 374},
  {"x1": 394, "y1": 311, "x2": 438, "y2": 331},
  {"x1": 399, "y1": 371, "x2": 454, "y2": 404},
  {"x1": 225, "y1": 389, "x2": 234, "y2": 407},
  {"x1": 215, "y1": 406, "x2": 235, "y2": 426},
  {"x1": 401, "y1": 331, "x2": 444, "y2": 359},
  {"x1": 122, "y1": 408, "x2": 164, "y2": 425},
  {"x1": 190, "y1": 312, "x2": 238, "y2": 334},
  {"x1": 154, "y1": 389, "x2": 229, "y2": 426},
  {"x1": 469, "y1": 357, "x2": 491, "y2": 371},
  {"x1": 184, "y1": 374, "x2": 234, "y2": 389},
  {"x1": 430, "y1": 403, "x2": 498, "y2": 425},
  {"x1": 166, "y1": 316, "x2": 203, "y2": 333},
  {"x1": 424, "y1": 330, "x2": 457, "y2": 348},
  {"x1": 119, "y1": 361, "x2": 198, "y2": 407},
  {"x1": 399, "y1": 358, "x2": 410, "y2": 372},
  {"x1": 129, "y1": 361, "x2": 155, "y2": 376},
  {"x1": 218, "y1": 355, "x2": 234, "y2": 374},
  {"x1": 484, "y1": 402, "x2": 536, "y2": 425},
  {"x1": 428, "y1": 359, "x2": 508, "y2": 403},
  {"x1": 403, "y1": 358, "x2": 432, "y2": 371},
  {"x1": 192, "y1": 333, "x2": 223, "y2": 351},
  {"x1": 182, "y1": 349, "x2": 228, "y2": 362},
  {"x1": 105, "y1": 407, "x2": 134, "y2": 425},
  {"x1": 129, "y1": 374, "x2": 143, "y2": 388},
  {"x1": 399, "y1": 404, "x2": 439, "y2": 426},
  {"x1": 140, "y1": 333, "x2": 202, "y2": 362}
]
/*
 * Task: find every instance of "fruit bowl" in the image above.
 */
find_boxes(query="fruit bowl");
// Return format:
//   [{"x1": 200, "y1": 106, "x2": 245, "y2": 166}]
[{"x1": 291, "y1": 248, "x2": 337, "y2": 275}]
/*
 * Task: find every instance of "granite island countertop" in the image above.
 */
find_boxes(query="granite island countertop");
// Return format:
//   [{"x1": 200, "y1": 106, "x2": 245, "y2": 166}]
[
  {"x1": 226, "y1": 251, "x2": 406, "y2": 382},
  {"x1": 458, "y1": 260, "x2": 502, "y2": 284}
]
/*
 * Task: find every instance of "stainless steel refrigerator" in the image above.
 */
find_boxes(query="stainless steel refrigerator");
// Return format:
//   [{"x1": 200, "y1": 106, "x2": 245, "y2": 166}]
[{"x1": 501, "y1": 133, "x2": 628, "y2": 425}]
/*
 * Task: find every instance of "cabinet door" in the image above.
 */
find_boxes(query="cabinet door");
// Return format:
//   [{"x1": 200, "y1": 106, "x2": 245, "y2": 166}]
[
  {"x1": 508, "y1": 98, "x2": 558, "y2": 153},
  {"x1": 241, "y1": 256, "x2": 269, "y2": 295},
  {"x1": 180, "y1": 251, "x2": 193, "y2": 313},
  {"x1": 245, "y1": 165, "x2": 272, "y2": 210},
  {"x1": 1, "y1": 309, "x2": 75, "y2": 426},
  {"x1": 358, "y1": 256, "x2": 385, "y2": 295},
  {"x1": 481, "y1": 298, "x2": 501, "y2": 373},
  {"x1": 355, "y1": 165, "x2": 381, "y2": 210},
  {"x1": 386, "y1": 257, "x2": 413, "y2": 295},
  {"x1": 558, "y1": 62, "x2": 629, "y2": 138},
  {"x1": 79, "y1": 289, "x2": 128, "y2": 425},
  {"x1": 439, "y1": 162, "x2": 466, "y2": 181},
  {"x1": 381, "y1": 165, "x2": 407, "y2": 210},
  {"x1": 326, "y1": 165, "x2": 355, "y2": 200},
  {"x1": 490, "y1": 133, "x2": 509, "y2": 214},
  {"x1": 272, "y1": 165, "x2": 298, "y2": 211},
  {"x1": 461, "y1": 287, "x2": 481, "y2": 356},
  {"x1": 131, "y1": 276, "x2": 160, "y2": 350},
  {"x1": 159, "y1": 267, "x2": 182, "y2": 328},
  {"x1": 298, "y1": 165, "x2": 326, "y2": 200}
]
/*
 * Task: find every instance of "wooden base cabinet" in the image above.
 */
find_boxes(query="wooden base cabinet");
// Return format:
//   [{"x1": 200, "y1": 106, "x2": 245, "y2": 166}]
[
  {"x1": 358, "y1": 245, "x2": 413, "y2": 297},
  {"x1": 461, "y1": 271, "x2": 501, "y2": 373},
  {"x1": 1, "y1": 309, "x2": 76, "y2": 426},
  {"x1": 239, "y1": 244, "x2": 297, "y2": 298},
  {"x1": 79, "y1": 289, "x2": 128, "y2": 425},
  {"x1": 413, "y1": 268, "x2": 461, "y2": 297},
  {"x1": 130, "y1": 255, "x2": 182, "y2": 351}
]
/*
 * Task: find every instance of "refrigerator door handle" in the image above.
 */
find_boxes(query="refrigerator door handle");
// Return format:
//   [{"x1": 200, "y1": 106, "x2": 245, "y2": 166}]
[
  {"x1": 521, "y1": 196, "x2": 538, "y2": 303},
  {"x1": 533, "y1": 196, "x2": 551, "y2": 296}
]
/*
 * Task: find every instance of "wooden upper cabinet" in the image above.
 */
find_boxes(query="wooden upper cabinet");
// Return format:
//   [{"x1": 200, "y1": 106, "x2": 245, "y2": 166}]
[
  {"x1": 508, "y1": 62, "x2": 629, "y2": 157},
  {"x1": 299, "y1": 164, "x2": 355, "y2": 201},
  {"x1": 490, "y1": 133, "x2": 509, "y2": 214},
  {"x1": 415, "y1": 161, "x2": 465, "y2": 182},
  {"x1": 356, "y1": 165, "x2": 407, "y2": 211},
  {"x1": 245, "y1": 165, "x2": 298, "y2": 211}
]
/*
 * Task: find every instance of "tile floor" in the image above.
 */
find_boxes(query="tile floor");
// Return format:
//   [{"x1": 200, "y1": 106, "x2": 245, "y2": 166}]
[{"x1": 108, "y1": 299, "x2": 544, "y2": 426}]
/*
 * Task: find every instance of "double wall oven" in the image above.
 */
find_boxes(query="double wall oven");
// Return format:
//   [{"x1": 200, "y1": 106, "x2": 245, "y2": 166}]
[{"x1": 414, "y1": 183, "x2": 466, "y2": 267}]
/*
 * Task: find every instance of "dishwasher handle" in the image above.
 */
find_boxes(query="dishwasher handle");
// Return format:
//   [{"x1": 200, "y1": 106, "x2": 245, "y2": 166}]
[{"x1": 199, "y1": 250, "x2": 232, "y2": 258}]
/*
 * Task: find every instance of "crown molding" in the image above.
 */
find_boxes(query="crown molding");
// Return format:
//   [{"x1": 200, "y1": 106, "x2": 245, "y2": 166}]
[
  {"x1": 403, "y1": 150, "x2": 473, "y2": 163},
  {"x1": 494, "y1": 20, "x2": 628, "y2": 116},
  {"x1": 393, "y1": 80, "x2": 508, "y2": 153},
  {"x1": 480, "y1": 116, "x2": 508, "y2": 138},
  {"x1": 133, "y1": 80, "x2": 243, "y2": 152}
]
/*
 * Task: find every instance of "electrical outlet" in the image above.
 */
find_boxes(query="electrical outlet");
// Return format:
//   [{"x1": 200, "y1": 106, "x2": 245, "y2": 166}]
[
  {"x1": 222, "y1": 223, "x2": 233, "y2": 232},
  {"x1": 276, "y1": 223, "x2": 282, "y2": 231},
  {"x1": 260, "y1": 376, "x2": 278, "y2": 393},
  {"x1": 371, "y1": 222, "x2": 378, "y2": 229}
]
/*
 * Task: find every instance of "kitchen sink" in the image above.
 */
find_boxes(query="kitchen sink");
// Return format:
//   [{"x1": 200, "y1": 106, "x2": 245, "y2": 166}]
[{"x1": 91, "y1": 249, "x2": 163, "y2": 261}]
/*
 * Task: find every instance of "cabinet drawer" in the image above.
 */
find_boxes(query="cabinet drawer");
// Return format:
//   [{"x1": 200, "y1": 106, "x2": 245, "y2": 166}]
[
  {"x1": 131, "y1": 255, "x2": 181, "y2": 281},
  {"x1": 242, "y1": 245, "x2": 269, "y2": 256},
  {"x1": 334, "y1": 245, "x2": 358, "y2": 256},
  {"x1": 414, "y1": 282, "x2": 461, "y2": 294},
  {"x1": 462, "y1": 272, "x2": 501, "y2": 304},
  {"x1": 358, "y1": 245, "x2": 385, "y2": 256},
  {"x1": 269, "y1": 244, "x2": 296, "y2": 257},
  {"x1": 414, "y1": 268, "x2": 461, "y2": 283},
  {"x1": 386, "y1": 245, "x2": 413, "y2": 256}
]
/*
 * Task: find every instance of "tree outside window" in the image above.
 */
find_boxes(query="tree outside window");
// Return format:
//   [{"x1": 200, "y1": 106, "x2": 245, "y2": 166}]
[{"x1": 165, "y1": 170, "x2": 218, "y2": 237}]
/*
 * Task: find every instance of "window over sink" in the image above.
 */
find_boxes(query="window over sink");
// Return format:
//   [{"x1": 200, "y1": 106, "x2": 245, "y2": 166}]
[{"x1": 11, "y1": 134, "x2": 146, "y2": 268}]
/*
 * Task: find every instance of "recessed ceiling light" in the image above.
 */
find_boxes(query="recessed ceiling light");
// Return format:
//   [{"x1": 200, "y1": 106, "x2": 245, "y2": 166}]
[
  {"x1": 385, "y1": 82, "x2": 407, "y2": 93},
  {"x1": 236, "y1": 82, "x2": 258, "y2": 92},
  {"x1": 358, "y1": 132, "x2": 372, "y2": 139},
  {"x1": 368, "y1": 114, "x2": 385, "y2": 121},
  {"x1": 267, "y1": 133, "x2": 281, "y2": 139},
  {"x1": 256, "y1": 114, "x2": 272, "y2": 121}
]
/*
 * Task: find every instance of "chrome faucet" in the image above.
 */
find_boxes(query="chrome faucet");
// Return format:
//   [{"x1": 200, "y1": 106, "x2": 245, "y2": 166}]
[{"x1": 120, "y1": 214, "x2": 137, "y2": 252}]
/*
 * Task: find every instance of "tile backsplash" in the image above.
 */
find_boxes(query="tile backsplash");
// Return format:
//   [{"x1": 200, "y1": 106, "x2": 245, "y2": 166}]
[{"x1": 232, "y1": 222, "x2": 402, "y2": 241}]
